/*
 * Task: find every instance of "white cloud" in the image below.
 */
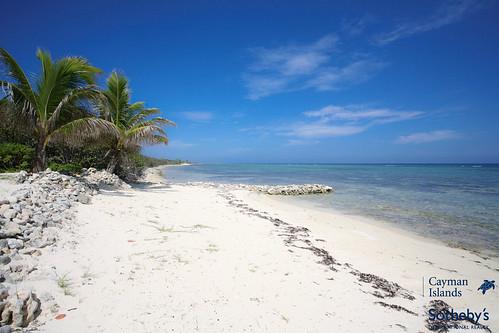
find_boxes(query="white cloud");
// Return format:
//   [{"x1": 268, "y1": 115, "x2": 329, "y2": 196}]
[
  {"x1": 243, "y1": 104, "x2": 423, "y2": 140},
  {"x1": 244, "y1": 35, "x2": 383, "y2": 99},
  {"x1": 397, "y1": 130, "x2": 459, "y2": 144},
  {"x1": 180, "y1": 111, "x2": 213, "y2": 122},
  {"x1": 303, "y1": 105, "x2": 423, "y2": 123},
  {"x1": 286, "y1": 123, "x2": 366, "y2": 138},
  {"x1": 374, "y1": 0, "x2": 481, "y2": 45},
  {"x1": 305, "y1": 60, "x2": 386, "y2": 91}
]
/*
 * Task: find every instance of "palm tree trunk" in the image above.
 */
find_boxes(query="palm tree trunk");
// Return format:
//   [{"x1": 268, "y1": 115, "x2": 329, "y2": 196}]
[
  {"x1": 106, "y1": 153, "x2": 119, "y2": 174},
  {"x1": 33, "y1": 137, "x2": 47, "y2": 172}
]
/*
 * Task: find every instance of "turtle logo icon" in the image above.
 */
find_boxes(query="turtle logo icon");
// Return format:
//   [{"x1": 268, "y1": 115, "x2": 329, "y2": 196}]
[{"x1": 478, "y1": 280, "x2": 495, "y2": 295}]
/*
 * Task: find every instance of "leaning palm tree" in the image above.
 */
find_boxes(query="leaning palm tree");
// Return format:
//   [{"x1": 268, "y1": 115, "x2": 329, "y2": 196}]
[
  {"x1": 0, "y1": 48, "x2": 116, "y2": 171},
  {"x1": 98, "y1": 71, "x2": 175, "y2": 174}
]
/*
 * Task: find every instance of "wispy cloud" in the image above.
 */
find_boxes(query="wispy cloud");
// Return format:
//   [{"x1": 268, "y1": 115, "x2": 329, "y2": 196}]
[
  {"x1": 397, "y1": 130, "x2": 459, "y2": 144},
  {"x1": 341, "y1": 15, "x2": 374, "y2": 36},
  {"x1": 303, "y1": 105, "x2": 423, "y2": 124},
  {"x1": 286, "y1": 123, "x2": 366, "y2": 138},
  {"x1": 285, "y1": 105, "x2": 422, "y2": 138},
  {"x1": 180, "y1": 111, "x2": 213, "y2": 122},
  {"x1": 304, "y1": 60, "x2": 386, "y2": 92},
  {"x1": 244, "y1": 35, "x2": 384, "y2": 99},
  {"x1": 242, "y1": 104, "x2": 423, "y2": 140},
  {"x1": 374, "y1": 0, "x2": 481, "y2": 45}
]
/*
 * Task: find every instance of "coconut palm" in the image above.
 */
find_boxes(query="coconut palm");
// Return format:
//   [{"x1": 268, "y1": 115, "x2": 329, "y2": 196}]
[
  {"x1": 0, "y1": 48, "x2": 117, "y2": 171},
  {"x1": 98, "y1": 71, "x2": 175, "y2": 174}
]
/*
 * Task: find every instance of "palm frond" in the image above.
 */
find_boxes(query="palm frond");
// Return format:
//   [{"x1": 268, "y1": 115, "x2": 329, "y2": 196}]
[
  {"x1": 103, "y1": 71, "x2": 129, "y2": 126},
  {"x1": 47, "y1": 86, "x2": 102, "y2": 132},
  {"x1": 49, "y1": 117, "x2": 119, "y2": 146},
  {"x1": 36, "y1": 50, "x2": 101, "y2": 122},
  {"x1": 0, "y1": 48, "x2": 36, "y2": 106},
  {"x1": 124, "y1": 124, "x2": 169, "y2": 146},
  {"x1": 0, "y1": 80, "x2": 37, "y2": 122}
]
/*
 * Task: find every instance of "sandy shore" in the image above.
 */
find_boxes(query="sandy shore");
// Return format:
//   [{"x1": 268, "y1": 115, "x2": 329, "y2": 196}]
[{"x1": 5, "y1": 169, "x2": 499, "y2": 332}]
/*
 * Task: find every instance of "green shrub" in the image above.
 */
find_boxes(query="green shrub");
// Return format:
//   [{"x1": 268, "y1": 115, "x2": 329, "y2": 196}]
[
  {"x1": 0, "y1": 143, "x2": 34, "y2": 172},
  {"x1": 48, "y1": 162, "x2": 82, "y2": 175}
]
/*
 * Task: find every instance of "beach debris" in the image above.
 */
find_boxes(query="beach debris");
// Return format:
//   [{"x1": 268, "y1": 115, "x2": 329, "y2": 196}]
[
  {"x1": 350, "y1": 269, "x2": 415, "y2": 300},
  {"x1": 221, "y1": 191, "x2": 340, "y2": 272},
  {"x1": 375, "y1": 301, "x2": 417, "y2": 316},
  {"x1": 55, "y1": 313, "x2": 66, "y2": 320},
  {"x1": 220, "y1": 189, "x2": 418, "y2": 317}
]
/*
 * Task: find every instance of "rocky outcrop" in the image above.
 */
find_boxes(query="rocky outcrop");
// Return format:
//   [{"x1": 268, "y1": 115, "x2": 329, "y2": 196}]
[
  {"x1": 0, "y1": 168, "x2": 126, "y2": 329},
  {"x1": 185, "y1": 182, "x2": 334, "y2": 195},
  {"x1": 243, "y1": 184, "x2": 334, "y2": 195},
  {"x1": 80, "y1": 168, "x2": 128, "y2": 189}
]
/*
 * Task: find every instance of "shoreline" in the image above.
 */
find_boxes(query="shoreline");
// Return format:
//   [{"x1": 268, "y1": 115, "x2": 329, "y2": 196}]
[
  {"x1": 0, "y1": 169, "x2": 498, "y2": 332},
  {"x1": 154, "y1": 164, "x2": 499, "y2": 259},
  {"x1": 266, "y1": 194, "x2": 499, "y2": 260}
]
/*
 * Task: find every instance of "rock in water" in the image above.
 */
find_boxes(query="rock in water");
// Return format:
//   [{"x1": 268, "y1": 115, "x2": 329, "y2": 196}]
[{"x1": 243, "y1": 184, "x2": 334, "y2": 195}]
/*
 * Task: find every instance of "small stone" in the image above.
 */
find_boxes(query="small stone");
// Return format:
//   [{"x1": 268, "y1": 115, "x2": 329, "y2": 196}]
[
  {"x1": 7, "y1": 239, "x2": 23, "y2": 250},
  {"x1": 0, "y1": 302, "x2": 12, "y2": 324},
  {"x1": 0, "y1": 256, "x2": 11, "y2": 265},
  {"x1": 25, "y1": 293, "x2": 41, "y2": 325},
  {"x1": 1, "y1": 210, "x2": 16, "y2": 220},
  {"x1": 0, "y1": 223, "x2": 22, "y2": 239},
  {"x1": 6, "y1": 196, "x2": 18, "y2": 205},
  {"x1": 0, "y1": 205, "x2": 9, "y2": 216},
  {"x1": 11, "y1": 299, "x2": 24, "y2": 327},
  {"x1": 76, "y1": 194, "x2": 90, "y2": 204},
  {"x1": 0, "y1": 325, "x2": 12, "y2": 333},
  {"x1": 0, "y1": 287, "x2": 8, "y2": 301}
]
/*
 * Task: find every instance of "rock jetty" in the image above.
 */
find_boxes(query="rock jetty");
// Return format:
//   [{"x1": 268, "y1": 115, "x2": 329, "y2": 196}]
[
  {"x1": 185, "y1": 182, "x2": 334, "y2": 195},
  {"x1": 243, "y1": 184, "x2": 334, "y2": 195}
]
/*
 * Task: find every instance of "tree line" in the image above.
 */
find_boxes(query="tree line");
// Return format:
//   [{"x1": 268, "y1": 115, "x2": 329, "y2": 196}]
[{"x1": 0, "y1": 48, "x2": 175, "y2": 177}]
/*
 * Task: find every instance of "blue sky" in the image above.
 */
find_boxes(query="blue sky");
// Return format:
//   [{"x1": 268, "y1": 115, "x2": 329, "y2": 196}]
[{"x1": 2, "y1": 0, "x2": 499, "y2": 163}]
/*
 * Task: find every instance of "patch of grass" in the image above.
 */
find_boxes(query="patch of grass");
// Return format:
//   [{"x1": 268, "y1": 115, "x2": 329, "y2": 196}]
[
  {"x1": 248, "y1": 264, "x2": 258, "y2": 273},
  {"x1": 280, "y1": 314, "x2": 289, "y2": 323},
  {"x1": 192, "y1": 224, "x2": 214, "y2": 229},
  {"x1": 206, "y1": 243, "x2": 219, "y2": 253},
  {"x1": 173, "y1": 254, "x2": 189, "y2": 264},
  {"x1": 56, "y1": 273, "x2": 74, "y2": 296}
]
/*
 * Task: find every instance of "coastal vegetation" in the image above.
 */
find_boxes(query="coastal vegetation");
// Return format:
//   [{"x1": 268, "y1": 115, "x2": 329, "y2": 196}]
[{"x1": 0, "y1": 48, "x2": 176, "y2": 178}]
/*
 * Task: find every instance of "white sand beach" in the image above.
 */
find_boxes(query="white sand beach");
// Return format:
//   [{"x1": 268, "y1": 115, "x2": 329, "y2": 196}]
[{"x1": 3, "y1": 168, "x2": 496, "y2": 332}]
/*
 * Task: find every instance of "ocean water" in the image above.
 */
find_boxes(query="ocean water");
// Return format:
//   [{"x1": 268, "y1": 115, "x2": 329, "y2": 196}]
[{"x1": 162, "y1": 164, "x2": 499, "y2": 255}]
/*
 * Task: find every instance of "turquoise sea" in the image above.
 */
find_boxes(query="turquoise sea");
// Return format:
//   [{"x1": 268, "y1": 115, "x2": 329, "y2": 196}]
[{"x1": 162, "y1": 164, "x2": 499, "y2": 256}]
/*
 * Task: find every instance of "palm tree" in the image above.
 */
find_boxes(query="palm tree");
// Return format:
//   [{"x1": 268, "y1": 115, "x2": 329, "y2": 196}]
[
  {"x1": 0, "y1": 48, "x2": 116, "y2": 171},
  {"x1": 98, "y1": 71, "x2": 175, "y2": 174}
]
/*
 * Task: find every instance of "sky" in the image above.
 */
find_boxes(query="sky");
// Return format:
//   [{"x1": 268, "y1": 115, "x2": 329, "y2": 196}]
[{"x1": 1, "y1": 0, "x2": 499, "y2": 163}]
